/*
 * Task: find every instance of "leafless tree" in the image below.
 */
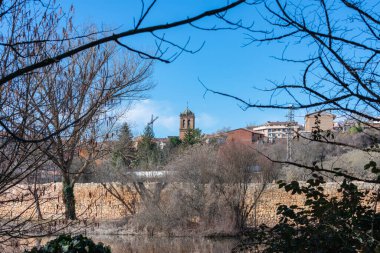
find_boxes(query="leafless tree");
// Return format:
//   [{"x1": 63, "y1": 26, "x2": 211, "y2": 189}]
[
  {"x1": 26, "y1": 40, "x2": 153, "y2": 220},
  {"x1": 130, "y1": 145, "x2": 219, "y2": 235},
  {"x1": 0, "y1": 0, "x2": 250, "y2": 242},
  {"x1": 205, "y1": 0, "x2": 380, "y2": 184},
  {"x1": 0, "y1": 140, "x2": 49, "y2": 244},
  {"x1": 215, "y1": 142, "x2": 275, "y2": 231},
  {"x1": 0, "y1": 0, "x2": 249, "y2": 107},
  {"x1": 0, "y1": 0, "x2": 252, "y2": 144},
  {"x1": 25, "y1": 169, "x2": 44, "y2": 221},
  {"x1": 129, "y1": 143, "x2": 277, "y2": 235}
]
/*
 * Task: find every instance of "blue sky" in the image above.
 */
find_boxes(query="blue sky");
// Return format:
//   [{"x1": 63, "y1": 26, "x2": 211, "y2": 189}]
[{"x1": 63, "y1": 0, "x2": 311, "y2": 137}]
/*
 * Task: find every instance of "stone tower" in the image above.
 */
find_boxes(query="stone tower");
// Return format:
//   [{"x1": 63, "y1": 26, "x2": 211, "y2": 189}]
[{"x1": 179, "y1": 106, "x2": 195, "y2": 140}]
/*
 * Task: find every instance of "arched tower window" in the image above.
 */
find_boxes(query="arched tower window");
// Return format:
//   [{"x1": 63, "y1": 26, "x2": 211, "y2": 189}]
[
  {"x1": 188, "y1": 119, "x2": 191, "y2": 128},
  {"x1": 182, "y1": 119, "x2": 185, "y2": 128}
]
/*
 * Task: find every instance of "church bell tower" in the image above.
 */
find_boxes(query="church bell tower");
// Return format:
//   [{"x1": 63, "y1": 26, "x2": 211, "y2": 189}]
[{"x1": 179, "y1": 106, "x2": 195, "y2": 140}]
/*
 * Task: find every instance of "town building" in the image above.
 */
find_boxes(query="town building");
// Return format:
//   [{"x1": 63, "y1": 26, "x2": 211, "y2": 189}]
[
  {"x1": 304, "y1": 111, "x2": 336, "y2": 132},
  {"x1": 153, "y1": 137, "x2": 169, "y2": 149},
  {"x1": 367, "y1": 119, "x2": 380, "y2": 129},
  {"x1": 179, "y1": 106, "x2": 195, "y2": 140},
  {"x1": 336, "y1": 118, "x2": 380, "y2": 132},
  {"x1": 251, "y1": 121, "x2": 301, "y2": 142},
  {"x1": 204, "y1": 132, "x2": 228, "y2": 145},
  {"x1": 225, "y1": 128, "x2": 265, "y2": 144}
]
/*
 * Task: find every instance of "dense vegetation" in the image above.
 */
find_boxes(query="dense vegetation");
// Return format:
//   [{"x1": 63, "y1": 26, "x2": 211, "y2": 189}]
[
  {"x1": 25, "y1": 235, "x2": 111, "y2": 253},
  {"x1": 235, "y1": 171, "x2": 380, "y2": 252}
]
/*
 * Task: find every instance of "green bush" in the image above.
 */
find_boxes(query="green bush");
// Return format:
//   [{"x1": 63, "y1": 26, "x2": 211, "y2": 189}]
[
  {"x1": 25, "y1": 234, "x2": 111, "y2": 253},
  {"x1": 235, "y1": 164, "x2": 380, "y2": 253},
  {"x1": 349, "y1": 125, "x2": 363, "y2": 134}
]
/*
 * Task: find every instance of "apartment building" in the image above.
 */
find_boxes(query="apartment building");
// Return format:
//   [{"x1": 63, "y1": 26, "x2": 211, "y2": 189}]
[
  {"x1": 304, "y1": 112, "x2": 336, "y2": 132},
  {"x1": 251, "y1": 121, "x2": 301, "y2": 142}
]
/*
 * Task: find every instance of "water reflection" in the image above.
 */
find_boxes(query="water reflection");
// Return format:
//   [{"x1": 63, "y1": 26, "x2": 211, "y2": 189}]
[
  {"x1": 91, "y1": 235, "x2": 238, "y2": 253},
  {"x1": 6, "y1": 235, "x2": 239, "y2": 253}
]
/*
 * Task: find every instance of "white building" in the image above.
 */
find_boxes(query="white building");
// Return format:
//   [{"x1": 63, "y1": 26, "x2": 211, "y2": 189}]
[{"x1": 251, "y1": 121, "x2": 302, "y2": 142}]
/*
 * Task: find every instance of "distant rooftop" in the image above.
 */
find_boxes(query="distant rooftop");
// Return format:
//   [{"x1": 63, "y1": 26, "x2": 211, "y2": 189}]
[
  {"x1": 305, "y1": 111, "x2": 336, "y2": 119},
  {"x1": 265, "y1": 121, "x2": 298, "y2": 126},
  {"x1": 227, "y1": 128, "x2": 265, "y2": 135}
]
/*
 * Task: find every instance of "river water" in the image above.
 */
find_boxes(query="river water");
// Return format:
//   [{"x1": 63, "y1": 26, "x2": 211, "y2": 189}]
[
  {"x1": 92, "y1": 235, "x2": 239, "y2": 253},
  {"x1": 6, "y1": 235, "x2": 240, "y2": 253}
]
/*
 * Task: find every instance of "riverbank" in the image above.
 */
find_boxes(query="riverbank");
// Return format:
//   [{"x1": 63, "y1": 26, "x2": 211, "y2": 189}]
[{"x1": 3, "y1": 182, "x2": 376, "y2": 227}]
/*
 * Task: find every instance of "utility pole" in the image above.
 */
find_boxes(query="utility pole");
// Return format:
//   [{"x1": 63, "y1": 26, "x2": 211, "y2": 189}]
[
  {"x1": 286, "y1": 104, "x2": 295, "y2": 161},
  {"x1": 147, "y1": 114, "x2": 158, "y2": 134}
]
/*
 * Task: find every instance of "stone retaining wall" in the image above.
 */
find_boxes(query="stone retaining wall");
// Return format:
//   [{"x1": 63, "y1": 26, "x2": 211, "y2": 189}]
[{"x1": 0, "y1": 182, "x2": 378, "y2": 226}]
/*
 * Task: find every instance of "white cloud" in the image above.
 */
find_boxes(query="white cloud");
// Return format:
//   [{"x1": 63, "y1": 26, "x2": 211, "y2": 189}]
[
  {"x1": 121, "y1": 100, "x2": 178, "y2": 136},
  {"x1": 120, "y1": 100, "x2": 220, "y2": 137}
]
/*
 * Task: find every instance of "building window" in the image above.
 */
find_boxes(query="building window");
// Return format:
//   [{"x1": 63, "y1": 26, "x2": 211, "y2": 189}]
[
  {"x1": 182, "y1": 119, "x2": 185, "y2": 128},
  {"x1": 188, "y1": 119, "x2": 191, "y2": 128}
]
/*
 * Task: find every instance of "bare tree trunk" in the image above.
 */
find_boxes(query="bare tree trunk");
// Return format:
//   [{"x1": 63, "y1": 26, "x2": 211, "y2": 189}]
[
  {"x1": 27, "y1": 170, "x2": 44, "y2": 220},
  {"x1": 234, "y1": 206, "x2": 244, "y2": 232},
  {"x1": 33, "y1": 187, "x2": 43, "y2": 221},
  {"x1": 27, "y1": 184, "x2": 44, "y2": 220},
  {"x1": 62, "y1": 175, "x2": 76, "y2": 220}
]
